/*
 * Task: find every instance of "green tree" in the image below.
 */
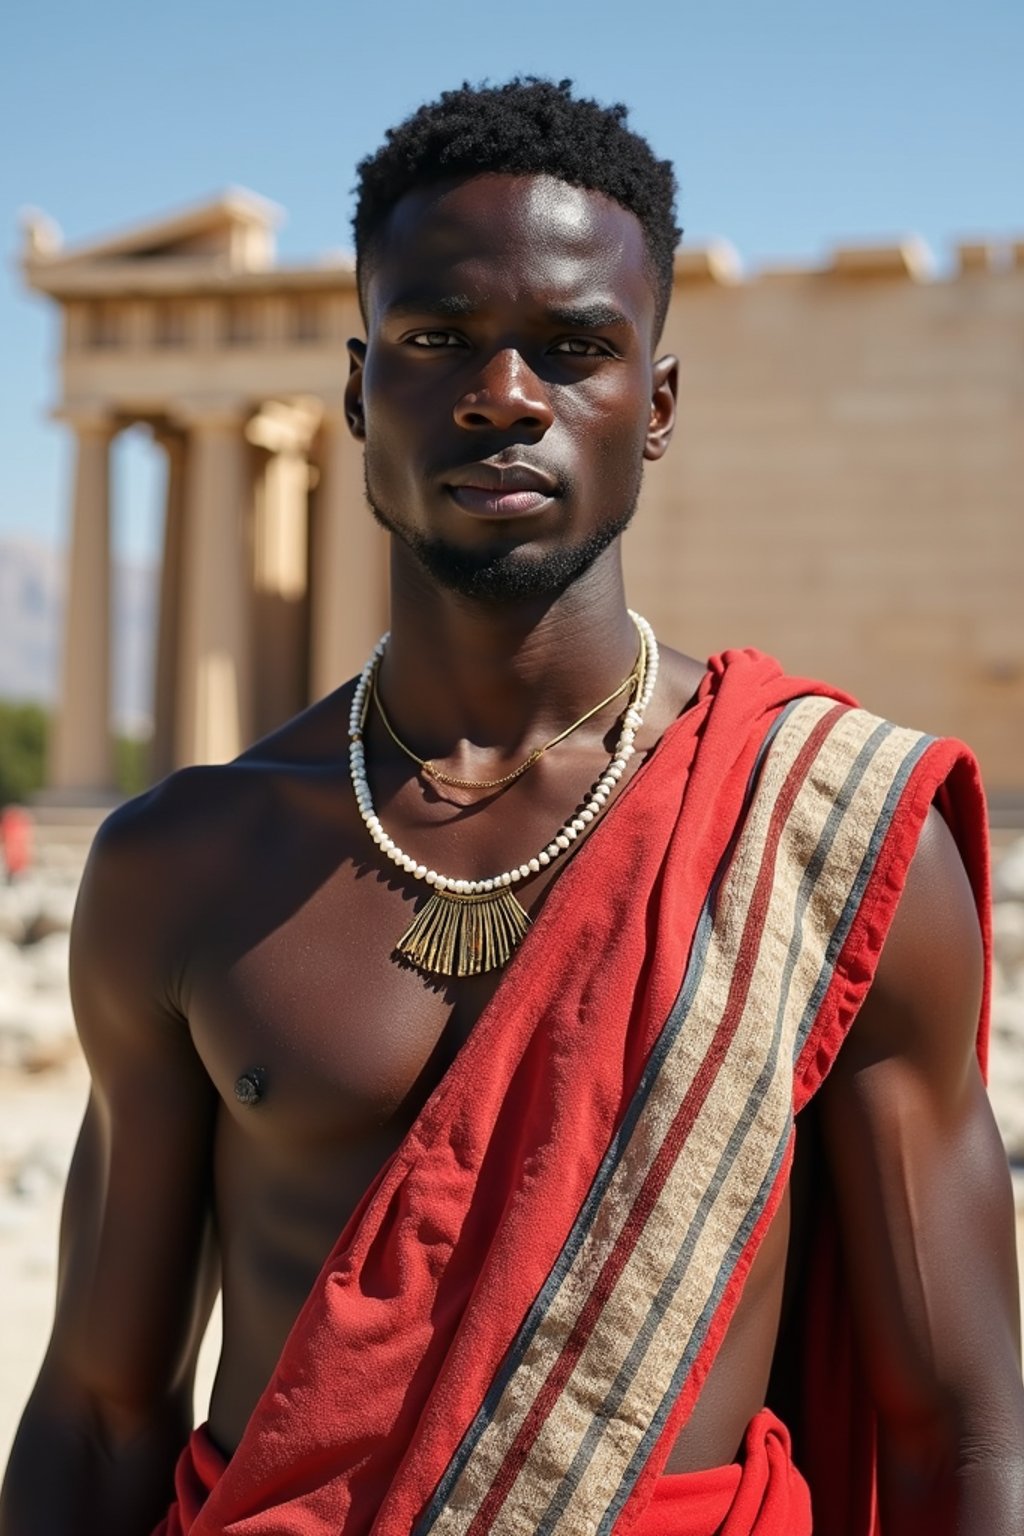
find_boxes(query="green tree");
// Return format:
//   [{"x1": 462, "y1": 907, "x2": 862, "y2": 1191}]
[
  {"x1": 0, "y1": 701, "x2": 152, "y2": 805},
  {"x1": 0, "y1": 701, "x2": 49, "y2": 807},
  {"x1": 115, "y1": 734, "x2": 150, "y2": 799}
]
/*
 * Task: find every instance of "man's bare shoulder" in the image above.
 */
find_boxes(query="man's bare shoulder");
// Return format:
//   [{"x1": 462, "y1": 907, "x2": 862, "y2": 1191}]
[
  {"x1": 97, "y1": 683, "x2": 357, "y2": 866},
  {"x1": 75, "y1": 684, "x2": 359, "y2": 1012}
]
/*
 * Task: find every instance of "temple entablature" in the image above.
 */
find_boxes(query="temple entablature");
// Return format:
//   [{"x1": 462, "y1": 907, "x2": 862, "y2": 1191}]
[{"x1": 674, "y1": 234, "x2": 1022, "y2": 284}]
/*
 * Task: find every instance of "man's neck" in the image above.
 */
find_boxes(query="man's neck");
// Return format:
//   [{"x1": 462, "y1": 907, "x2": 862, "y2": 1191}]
[{"x1": 379, "y1": 541, "x2": 640, "y2": 760}]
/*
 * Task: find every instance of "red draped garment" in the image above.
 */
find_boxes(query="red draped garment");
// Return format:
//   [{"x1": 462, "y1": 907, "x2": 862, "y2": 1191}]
[{"x1": 155, "y1": 649, "x2": 990, "y2": 1536}]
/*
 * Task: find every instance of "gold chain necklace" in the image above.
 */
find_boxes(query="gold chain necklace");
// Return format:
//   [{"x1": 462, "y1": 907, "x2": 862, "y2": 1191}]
[
  {"x1": 370, "y1": 657, "x2": 640, "y2": 792},
  {"x1": 348, "y1": 612, "x2": 660, "y2": 978}
]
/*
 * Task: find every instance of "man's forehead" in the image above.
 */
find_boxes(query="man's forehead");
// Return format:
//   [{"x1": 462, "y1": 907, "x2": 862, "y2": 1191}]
[{"x1": 367, "y1": 173, "x2": 654, "y2": 321}]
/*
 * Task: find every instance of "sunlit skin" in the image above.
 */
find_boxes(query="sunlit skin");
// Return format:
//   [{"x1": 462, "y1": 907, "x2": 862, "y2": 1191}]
[{"x1": 1, "y1": 173, "x2": 1022, "y2": 1536}]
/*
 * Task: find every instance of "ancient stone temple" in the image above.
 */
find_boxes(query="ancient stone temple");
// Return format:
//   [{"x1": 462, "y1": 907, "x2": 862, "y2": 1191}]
[
  {"x1": 21, "y1": 192, "x2": 1024, "y2": 806},
  {"x1": 22, "y1": 190, "x2": 385, "y2": 793}
]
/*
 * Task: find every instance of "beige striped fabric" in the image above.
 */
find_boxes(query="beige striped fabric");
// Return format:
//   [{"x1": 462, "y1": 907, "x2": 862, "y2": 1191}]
[{"x1": 421, "y1": 700, "x2": 930, "y2": 1536}]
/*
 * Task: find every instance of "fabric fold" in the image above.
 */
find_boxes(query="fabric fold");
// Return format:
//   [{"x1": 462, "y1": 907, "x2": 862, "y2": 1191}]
[
  {"x1": 635, "y1": 1410, "x2": 811, "y2": 1536},
  {"x1": 159, "y1": 1408, "x2": 811, "y2": 1536}
]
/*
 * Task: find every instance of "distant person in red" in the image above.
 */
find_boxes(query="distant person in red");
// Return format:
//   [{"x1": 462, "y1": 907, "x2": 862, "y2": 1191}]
[{"x1": 0, "y1": 804, "x2": 31, "y2": 882}]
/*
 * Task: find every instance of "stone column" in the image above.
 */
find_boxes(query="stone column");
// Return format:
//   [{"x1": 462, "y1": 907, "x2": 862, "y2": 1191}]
[
  {"x1": 49, "y1": 410, "x2": 116, "y2": 795},
  {"x1": 247, "y1": 402, "x2": 319, "y2": 734},
  {"x1": 309, "y1": 404, "x2": 388, "y2": 700},
  {"x1": 151, "y1": 427, "x2": 186, "y2": 780},
  {"x1": 174, "y1": 404, "x2": 253, "y2": 766}
]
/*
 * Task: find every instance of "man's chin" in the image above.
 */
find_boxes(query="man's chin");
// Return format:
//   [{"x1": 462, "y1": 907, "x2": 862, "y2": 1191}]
[{"x1": 368, "y1": 498, "x2": 636, "y2": 604}]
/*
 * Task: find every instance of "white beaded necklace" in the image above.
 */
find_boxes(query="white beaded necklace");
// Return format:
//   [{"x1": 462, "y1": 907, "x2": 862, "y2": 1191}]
[{"x1": 348, "y1": 610, "x2": 660, "y2": 977}]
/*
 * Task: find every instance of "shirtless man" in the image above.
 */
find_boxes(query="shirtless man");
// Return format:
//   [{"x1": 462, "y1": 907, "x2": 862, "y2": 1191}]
[{"x1": 2, "y1": 79, "x2": 1022, "y2": 1535}]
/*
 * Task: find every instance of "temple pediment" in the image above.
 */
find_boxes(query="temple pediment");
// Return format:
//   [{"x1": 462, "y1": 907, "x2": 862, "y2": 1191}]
[{"x1": 22, "y1": 188, "x2": 283, "y2": 291}]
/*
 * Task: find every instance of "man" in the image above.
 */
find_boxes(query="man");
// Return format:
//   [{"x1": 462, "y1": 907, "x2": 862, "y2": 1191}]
[{"x1": 2, "y1": 78, "x2": 1022, "y2": 1535}]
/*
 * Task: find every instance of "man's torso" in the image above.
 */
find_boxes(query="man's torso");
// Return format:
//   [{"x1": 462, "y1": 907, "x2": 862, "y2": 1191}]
[{"x1": 132, "y1": 647, "x2": 795, "y2": 1473}]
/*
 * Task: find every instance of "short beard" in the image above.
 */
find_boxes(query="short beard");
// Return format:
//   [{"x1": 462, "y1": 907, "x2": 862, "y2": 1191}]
[{"x1": 365, "y1": 478, "x2": 640, "y2": 603}]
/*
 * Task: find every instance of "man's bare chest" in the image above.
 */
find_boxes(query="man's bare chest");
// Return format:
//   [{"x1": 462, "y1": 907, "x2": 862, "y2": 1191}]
[
  {"x1": 176, "y1": 739, "x2": 630, "y2": 1151},
  {"x1": 183, "y1": 855, "x2": 497, "y2": 1152},
  {"x1": 178, "y1": 649, "x2": 706, "y2": 1151}
]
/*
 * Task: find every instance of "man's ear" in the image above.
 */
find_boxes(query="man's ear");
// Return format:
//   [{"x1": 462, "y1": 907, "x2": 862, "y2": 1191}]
[
  {"x1": 345, "y1": 338, "x2": 367, "y2": 441},
  {"x1": 643, "y1": 354, "x2": 678, "y2": 462}
]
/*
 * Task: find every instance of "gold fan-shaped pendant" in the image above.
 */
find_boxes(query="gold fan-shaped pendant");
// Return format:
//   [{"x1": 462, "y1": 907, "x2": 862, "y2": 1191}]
[{"x1": 395, "y1": 887, "x2": 531, "y2": 977}]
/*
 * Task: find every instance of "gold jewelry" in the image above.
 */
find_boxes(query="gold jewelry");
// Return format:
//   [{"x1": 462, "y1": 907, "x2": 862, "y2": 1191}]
[
  {"x1": 371, "y1": 662, "x2": 639, "y2": 792},
  {"x1": 348, "y1": 614, "x2": 660, "y2": 978}
]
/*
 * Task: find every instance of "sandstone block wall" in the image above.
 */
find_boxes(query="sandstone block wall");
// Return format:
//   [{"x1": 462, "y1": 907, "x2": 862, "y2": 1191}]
[{"x1": 627, "y1": 248, "x2": 1024, "y2": 798}]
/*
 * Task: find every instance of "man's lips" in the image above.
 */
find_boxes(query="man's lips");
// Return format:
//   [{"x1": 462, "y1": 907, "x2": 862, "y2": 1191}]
[
  {"x1": 447, "y1": 485, "x2": 554, "y2": 516},
  {"x1": 443, "y1": 462, "x2": 559, "y2": 519}
]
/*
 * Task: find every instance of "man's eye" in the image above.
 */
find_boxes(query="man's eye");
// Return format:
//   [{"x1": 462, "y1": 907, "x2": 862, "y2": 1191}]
[
  {"x1": 551, "y1": 338, "x2": 609, "y2": 358},
  {"x1": 408, "y1": 331, "x2": 464, "y2": 348}
]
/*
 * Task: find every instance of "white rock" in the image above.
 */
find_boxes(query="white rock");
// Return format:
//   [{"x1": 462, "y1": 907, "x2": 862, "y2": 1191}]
[
  {"x1": 0, "y1": 994, "x2": 75, "y2": 1070},
  {"x1": 0, "y1": 1201, "x2": 33, "y2": 1236},
  {"x1": 992, "y1": 900, "x2": 1024, "y2": 973},
  {"x1": 4, "y1": 877, "x2": 47, "y2": 916},
  {"x1": 27, "y1": 932, "x2": 71, "y2": 994},
  {"x1": 0, "y1": 887, "x2": 29, "y2": 944},
  {"x1": 992, "y1": 1000, "x2": 1024, "y2": 1047},
  {"x1": 993, "y1": 960, "x2": 1024, "y2": 1007},
  {"x1": 0, "y1": 875, "x2": 78, "y2": 946},
  {"x1": 989, "y1": 990, "x2": 1024, "y2": 1161},
  {"x1": 10, "y1": 1148, "x2": 64, "y2": 1203},
  {"x1": 24, "y1": 886, "x2": 77, "y2": 943},
  {"x1": 0, "y1": 939, "x2": 34, "y2": 999},
  {"x1": 993, "y1": 839, "x2": 1024, "y2": 903}
]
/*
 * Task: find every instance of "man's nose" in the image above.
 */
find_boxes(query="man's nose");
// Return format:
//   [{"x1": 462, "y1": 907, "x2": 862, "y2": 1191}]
[{"x1": 453, "y1": 348, "x2": 554, "y2": 433}]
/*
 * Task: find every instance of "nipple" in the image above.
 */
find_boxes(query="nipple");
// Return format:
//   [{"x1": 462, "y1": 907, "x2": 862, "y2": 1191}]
[{"x1": 234, "y1": 1067, "x2": 267, "y2": 1107}]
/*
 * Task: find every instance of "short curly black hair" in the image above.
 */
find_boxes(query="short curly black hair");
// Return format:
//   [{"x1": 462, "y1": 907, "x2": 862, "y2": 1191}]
[{"x1": 353, "y1": 78, "x2": 681, "y2": 336}]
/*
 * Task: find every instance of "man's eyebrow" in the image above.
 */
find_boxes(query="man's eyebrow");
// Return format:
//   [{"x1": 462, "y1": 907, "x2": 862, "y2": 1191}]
[
  {"x1": 544, "y1": 302, "x2": 631, "y2": 330},
  {"x1": 383, "y1": 292, "x2": 479, "y2": 319},
  {"x1": 381, "y1": 295, "x2": 632, "y2": 329}
]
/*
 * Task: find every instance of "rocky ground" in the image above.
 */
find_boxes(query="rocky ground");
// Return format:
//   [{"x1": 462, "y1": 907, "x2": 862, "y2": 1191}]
[
  {"x1": 1, "y1": 845, "x2": 1023, "y2": 1467},
  {"x1": 0, "y1": 870, "x2": 224, "y2": 1462}
]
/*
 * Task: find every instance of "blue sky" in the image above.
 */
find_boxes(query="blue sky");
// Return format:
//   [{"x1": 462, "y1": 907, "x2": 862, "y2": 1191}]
[{"x1": 1, "y1": 0, "x2": 1021, "y2": 563}]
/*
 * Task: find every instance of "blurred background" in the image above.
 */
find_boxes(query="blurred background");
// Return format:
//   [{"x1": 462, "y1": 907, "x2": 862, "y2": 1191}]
[{"x1": 1, "y1": 0, "x2": 1022, "y2": 1463}]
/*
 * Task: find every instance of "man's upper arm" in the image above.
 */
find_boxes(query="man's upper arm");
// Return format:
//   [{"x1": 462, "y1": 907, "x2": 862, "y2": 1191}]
[
  {"x1": 820, "y1": 805, "x2": 1023, "y2": 1457},
  {"x1": 41, "y1": 798, "x2": 219, "y2": 1427}
]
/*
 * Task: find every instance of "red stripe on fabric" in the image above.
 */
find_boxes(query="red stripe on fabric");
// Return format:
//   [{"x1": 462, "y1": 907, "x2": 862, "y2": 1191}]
[{"x1": 464, "y1": 704, "x2": 845, "y2": 1536}]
